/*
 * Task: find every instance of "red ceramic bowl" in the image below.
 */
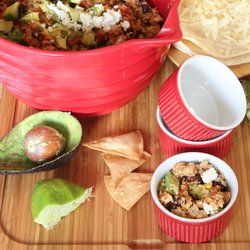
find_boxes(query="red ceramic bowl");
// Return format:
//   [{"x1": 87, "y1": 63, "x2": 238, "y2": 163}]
[
  {"x1": 151, "y1": 152, "x2": 238, "y2": 243},
  {"x1": 0, "y1": 0, "x2": 182, "y2": 118},
  {"x1": 157, "y1": 106, "x2": 234, "y2": 159},
  {"x1": 158, "y1": 55, "x2": 246, "y2": 140}
]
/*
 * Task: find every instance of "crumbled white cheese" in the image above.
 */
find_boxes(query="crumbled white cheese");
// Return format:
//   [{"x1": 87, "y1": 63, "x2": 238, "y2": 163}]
[
  {"x1": 71, "y1": 22, "x2": 82, "y2": 30},
  {"x1": 44, "y1": 2, "x2": 122, "y2": 33},
  {"x1": 79, "y1": 12, "x2": 94, "y2": 32},
  {"x1": 108, "y1": 9, "x2": 121, "y2": 23},
  {"x1": 75, "y1": 5, "x2": 84, "y2": 10},
  {"x1": 47, "y1": 26, "x2": 53, "y2": 32},
  {"x1": 102, "y1": 10, "x2": 121, "y2": 32},
  {"x1": 93, "y1": 16, "x2": 103, "y2": 29},
  {"x1": 47, "y1": 1, "x2": 71, "y2": 28},
  {"x1": 40, "y1": 23, "x2": 46, "y2": 28},
  {"x1": 201, "y1": 167, "x2": 218, "y2": 184},
  {"x1": 203, "y1": 202, "x2": 216, "y2": 215},
  {"x1": 56, "y1": 1, "x2": 70, "y2": 12},
  {"x1": 61, "y1": 17, "x2": 71, "y2": 27},
  {"x1": 120, "y1": 21, "x2": 130, "y2": 31}
]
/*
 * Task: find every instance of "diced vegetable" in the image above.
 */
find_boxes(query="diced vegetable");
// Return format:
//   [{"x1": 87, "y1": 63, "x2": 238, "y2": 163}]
[
  {"x1": 4, "y1": 21, "x2": 14, "y2": 33},
  {"x1": 0, "y1": 19, "x2": 14, "y2": 33},
  {"x1": 81, "y1": 31, "x2": 96, "y2": 46},
  {"x1": 0, "y1": 19, "x2": 5, "y2": 32},
  {"x1": 55, "y1": 37, "x2": 67, "y2": 49},
  {"x1": 70, "y1": 0, "x2": 82, "y2": 4},
  {"x1": 86, "y1": 4, "x2": 105, "y2": 16},
  {"x1": 2, "y1": 2, "x2": 20, "y2": 21},
  {"x1": 0, "y1": 27, "x2": 23, "y2": 43},
  {"x1": 20, "y1": 12, "x2": 40, "y2": 23}
]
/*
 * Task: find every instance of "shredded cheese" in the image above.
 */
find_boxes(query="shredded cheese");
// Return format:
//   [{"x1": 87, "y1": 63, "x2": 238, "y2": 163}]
[{"x1": 178, "y1": 0, "x2": 250, "y2": 57}]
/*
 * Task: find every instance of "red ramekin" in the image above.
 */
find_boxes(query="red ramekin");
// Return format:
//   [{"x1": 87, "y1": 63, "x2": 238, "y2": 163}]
[
  {"x1": 157, "y1": 106, "x2": 234, "y2": 159},
  {"x1": 150, "y1": 152, "x2": 238, "y2": 243}
]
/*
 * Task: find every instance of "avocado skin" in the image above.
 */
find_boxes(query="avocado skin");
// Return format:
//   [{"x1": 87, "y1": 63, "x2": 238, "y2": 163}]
[
  {"x1": 0, "y1": 144, "x2": 81, "y2": 175},
  {"x1": 0, "y1": 111, "x2": 82, "y2": 175}
]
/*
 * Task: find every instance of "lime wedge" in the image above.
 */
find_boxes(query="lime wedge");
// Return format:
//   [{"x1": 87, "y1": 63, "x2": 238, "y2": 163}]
[{"x1": 31, "y1": 178, "x2": 92, "y2": 230}]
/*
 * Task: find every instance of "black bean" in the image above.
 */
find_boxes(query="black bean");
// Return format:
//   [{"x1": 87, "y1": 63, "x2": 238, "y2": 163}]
[
  {"x1": 141, "y1": 4, "x2": 150, "y2": 13},
  {"x1": 19, "y1": 4, "x2": 26, "y2": 15},
  {"x1": 190, "y1": 193, "x2": 199, "y2": 200},
  {"x1": 212, "y1": 181, "x2": 228, "y2": 192},
  {"x1": 212, "y1": 180, "x2": 222, "y2": 187},
  {"x1": 182, "y1": 174, "x2": 203, "y2": 184},
  {"x1": 165, "y1": 201, "x2": 174, "y2": 211},
  {"x1": 126, "y1": 27, "x2": 134, "y2": 33},
  {"x1": 69, "y1": 3, "x2": 77, "y2": 8},
  {"x1": 193, "y1": 174, "x2": 203, "y2": 184},
  {"x1": 175, "y1": 196, "x2": 186, "y2": 206},
  {"x1": 181, "y1": 176, "x2": 188, "y2": 182}
]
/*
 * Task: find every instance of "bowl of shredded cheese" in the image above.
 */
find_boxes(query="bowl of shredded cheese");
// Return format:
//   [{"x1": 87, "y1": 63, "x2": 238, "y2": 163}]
[{"x1": 0, "y1": 0, "x2": 181, "y2": 117}]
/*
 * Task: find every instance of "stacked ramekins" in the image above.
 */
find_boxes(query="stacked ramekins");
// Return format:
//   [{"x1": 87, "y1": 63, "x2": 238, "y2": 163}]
[
  {"x1": 153, "y1": 57, "x2": 243, "y2": 242},
  {"x1": 157, "y1": 55, "x2": 246, "y2": 159}
]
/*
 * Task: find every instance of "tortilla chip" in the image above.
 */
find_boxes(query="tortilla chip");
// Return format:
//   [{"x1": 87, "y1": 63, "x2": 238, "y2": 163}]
[
  {"x1": 102, "y1": 151, "x2": 151, "y2": 188},
  {"x1": 104, "y1": 173, "x2": 152, "y2": 210},
  {"x1": 83, "y1": 130, "x2": 143, "y2": 160}
]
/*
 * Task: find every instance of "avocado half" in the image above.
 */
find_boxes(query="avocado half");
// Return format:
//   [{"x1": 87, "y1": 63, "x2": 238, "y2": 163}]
[{"x1": 0, "y1": 111, "x2": 82, "y2": 174}]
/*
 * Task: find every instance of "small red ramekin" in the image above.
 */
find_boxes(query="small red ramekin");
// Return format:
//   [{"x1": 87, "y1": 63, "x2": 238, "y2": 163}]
[
  {"x1": 158, "y1": 55, "x2": 246, "y2": 141},
  {"x1": 150, "y1": 152, "x2": 238, "y2": 243},
  {"x1": 157, "y1": 106, "x2": 234, "y2": 159}
]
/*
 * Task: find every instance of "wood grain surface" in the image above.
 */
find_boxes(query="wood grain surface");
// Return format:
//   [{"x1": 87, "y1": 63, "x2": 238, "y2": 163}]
[{"x1": 0, "y1": 57, "x2": 250, "y2": 250}]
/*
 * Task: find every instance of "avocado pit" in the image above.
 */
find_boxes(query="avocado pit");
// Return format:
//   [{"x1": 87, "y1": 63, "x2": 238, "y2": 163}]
[{"x1": 24, "y1": 126, "x2": 66, "y2": 162}]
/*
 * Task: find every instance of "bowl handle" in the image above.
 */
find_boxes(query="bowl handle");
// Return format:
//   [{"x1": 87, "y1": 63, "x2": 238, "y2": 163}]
[
  {"x1": 155, "y1": 0, "x2": 182, "y2": 43},
  {"x1": 131, "y1": 0, "x2": 182, "y2": 50}
]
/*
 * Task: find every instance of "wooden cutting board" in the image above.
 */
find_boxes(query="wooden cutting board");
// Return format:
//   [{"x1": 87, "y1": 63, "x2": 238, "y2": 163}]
[{"x1": 0, "y1": 57, "x2": 250, "y2": 250}]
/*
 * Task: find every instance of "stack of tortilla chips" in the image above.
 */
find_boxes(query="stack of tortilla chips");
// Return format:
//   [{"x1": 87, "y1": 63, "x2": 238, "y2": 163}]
[{"x1": 83, "y1": 130, "x2": 152, "y2": 210}]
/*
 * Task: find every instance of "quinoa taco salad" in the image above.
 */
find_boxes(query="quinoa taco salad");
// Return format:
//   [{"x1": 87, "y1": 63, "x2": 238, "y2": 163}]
[
  {"x1": 158, "y1": 160, "x2": 231, "y2": 219},
  {"x1": 0, "y1": 0, "x2": 163, "y2": 51}
]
